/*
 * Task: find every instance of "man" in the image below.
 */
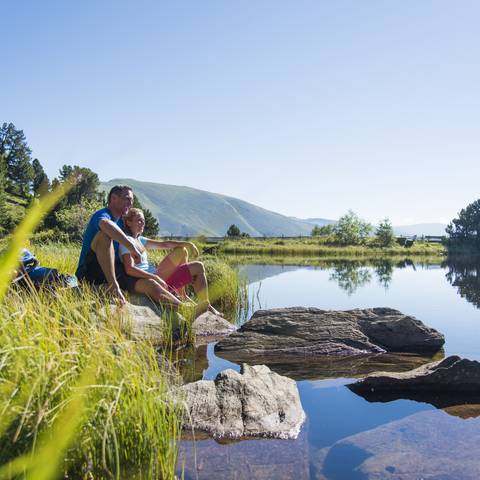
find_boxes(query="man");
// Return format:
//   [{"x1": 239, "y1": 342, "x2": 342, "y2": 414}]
[{"x1": 76, "y1": 185, "x2": 142, "y2": 304}]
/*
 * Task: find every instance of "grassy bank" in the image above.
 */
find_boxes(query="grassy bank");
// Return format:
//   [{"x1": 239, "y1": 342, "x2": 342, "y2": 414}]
[
  {"x1": 0, "y1": 242, "x2": 243, "y2": 478},
  {"x1": 1, "y1": 281, "x2": 182, "y2": 478},
  {"x1": 218, "y1": 237, "x2": 446, "y2": 257}
]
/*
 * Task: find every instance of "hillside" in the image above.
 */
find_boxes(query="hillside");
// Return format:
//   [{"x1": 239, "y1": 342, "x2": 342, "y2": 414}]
[{"x1": 100, "y1": 179, "x2": 315, "y2": 237}]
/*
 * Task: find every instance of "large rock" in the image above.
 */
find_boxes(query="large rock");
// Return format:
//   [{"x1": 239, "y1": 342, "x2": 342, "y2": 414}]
[
  {"x1": 215, "y1": 307, "x2": 444, "y2": 362},
  {"x1": 103, "y1": 302, "x2": 183, "y2": 344},
  {"x1": 181, "y1": 363, "x2": 305, "y2": 439},
  {"x1": 349, "y1": 355, "x2": 480, "y2": 408}
]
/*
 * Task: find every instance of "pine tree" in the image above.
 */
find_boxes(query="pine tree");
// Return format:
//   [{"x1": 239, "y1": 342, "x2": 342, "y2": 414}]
[
  {"x1": 31, "y1": 158, "x2": 50, "y2": 196},
  {"x1": 0, "y1": 153, "x2": 7, "y2": 234},
  {"x1": 0, "y1": 122, "x2": 34, "y2": 197},
  {"x1": 133, "y1": 197, "x2": 159, "y2": 237}
]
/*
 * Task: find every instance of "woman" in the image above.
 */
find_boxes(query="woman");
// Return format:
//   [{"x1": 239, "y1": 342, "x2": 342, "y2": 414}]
[{"x1": 118, "y1": 208, "x2": 222, "y2": 316}]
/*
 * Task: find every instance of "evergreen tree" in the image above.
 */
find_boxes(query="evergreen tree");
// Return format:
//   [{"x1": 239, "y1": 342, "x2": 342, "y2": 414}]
[
  {"x1": 447, "y1": 199, "x2": 480, "y2": 246},
  {"x1": 133, "y1": 197, "x2": 159, "y2": 237},
  {"x1": 0, "y1": 153, "x2": 7, "y2": 233},
  {"x1": 31, "y1": 158, "x2": 50, "y2": 196},
  {"x1": 226, "y1": 224, "x2": 241, "y2": 237},
  {"x1": 58, "y1": 165, "x2": 102, "y2": 206},
  {"x1": 0, "y1": 122, "x2": 34, "y2": 196},
  {"x1": 375, "y1": 218, "x2": 395, "y2": 246}
]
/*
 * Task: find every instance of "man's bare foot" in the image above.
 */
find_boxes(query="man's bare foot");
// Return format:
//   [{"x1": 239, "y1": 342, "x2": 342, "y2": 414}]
[{"x1": 207, "y1": 304, "x2": 223, "y2": 316}]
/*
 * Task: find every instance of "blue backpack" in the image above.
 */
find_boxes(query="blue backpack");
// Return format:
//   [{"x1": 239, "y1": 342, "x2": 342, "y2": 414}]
[{"x1": 15, "y1": 249, "x2": 78, "y2": 288}]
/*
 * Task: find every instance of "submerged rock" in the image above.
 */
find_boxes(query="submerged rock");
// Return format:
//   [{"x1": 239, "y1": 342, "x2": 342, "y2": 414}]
[
  {"x1": 181, "y1": 363, "x2": 305, "y2": 439},
  {"x1": 313, "y1": 409, "x2": 480, "y2": 479},
  {"x1": 215, "y1": 307, "x2": 444, "y2": 362},
  {"x1": 192, "y1": 311, "x2": 236, "y2": 337},
  {"x1": 349, "y1": 355, "x2": 480, "y2": 408}
]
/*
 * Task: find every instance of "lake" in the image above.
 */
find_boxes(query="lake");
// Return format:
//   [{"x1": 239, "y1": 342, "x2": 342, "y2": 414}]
[{"x1": 177, "y1": 257, "x2": 480, "y2": 480}]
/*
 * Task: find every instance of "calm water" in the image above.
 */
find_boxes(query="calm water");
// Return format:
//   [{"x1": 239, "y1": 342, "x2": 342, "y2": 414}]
[{"x1": 178, "y1": 258, "x2": 480, "y2": 480}]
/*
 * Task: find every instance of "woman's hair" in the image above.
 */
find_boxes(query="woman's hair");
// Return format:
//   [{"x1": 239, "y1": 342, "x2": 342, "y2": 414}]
[{"x1": 122, "y1": 208, "x2": 144, "y2": 237}]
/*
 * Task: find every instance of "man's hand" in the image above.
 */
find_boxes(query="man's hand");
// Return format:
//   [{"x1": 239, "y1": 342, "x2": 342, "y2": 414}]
[
  {"x1": 128, "y1": 241, "x2": 142, "y2": 263},
  {"x1": 108, "y1": 283, "x2": 127, "y2": 305}
]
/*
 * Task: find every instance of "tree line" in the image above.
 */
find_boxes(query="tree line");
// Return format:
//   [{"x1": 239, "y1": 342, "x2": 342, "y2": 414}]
[{"x1": 0, "y1": 122, "x2": 159, "y2": 240}]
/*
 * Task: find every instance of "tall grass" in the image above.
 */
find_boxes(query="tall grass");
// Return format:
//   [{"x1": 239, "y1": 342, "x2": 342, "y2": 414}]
[
  {"x1": 0, "y1": 286, "x2": 183, "y2": 478},
  {"x1": 0, "y1": 185, "x2": 183, "y2": 479}
]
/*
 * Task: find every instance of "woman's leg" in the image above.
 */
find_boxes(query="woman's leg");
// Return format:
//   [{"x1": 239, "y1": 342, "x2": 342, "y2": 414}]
[
  {"x1": 186, "y1": 261, "x2": 222, "y2": 316},
  {"x1": 134, "y1": 278, "x2": 182, "y2": 307},
  {"x1": 155, "y1": 247, "x2": 189, "y2": 281}
]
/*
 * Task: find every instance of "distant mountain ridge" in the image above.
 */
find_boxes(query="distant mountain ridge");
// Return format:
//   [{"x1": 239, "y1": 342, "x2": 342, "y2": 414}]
[
  {"x1": 393, "y1": 223, "x2": 447, "y2": 237},
  {"x1": 100, "y1": 179, "x2": 447, "y2": 237},
  {"x1": 100, "y1": 179, "x2": 317, "y2": 236}
]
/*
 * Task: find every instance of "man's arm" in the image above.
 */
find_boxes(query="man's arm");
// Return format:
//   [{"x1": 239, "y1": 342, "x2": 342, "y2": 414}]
[{"x1": 98, "y1": 218, "x2": 142, "y2": 263}]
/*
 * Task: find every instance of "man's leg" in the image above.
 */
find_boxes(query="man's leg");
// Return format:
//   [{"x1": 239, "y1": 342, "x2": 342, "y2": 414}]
[{"x1": 91, "y1": 231, "x2": 126, "y2": 303}]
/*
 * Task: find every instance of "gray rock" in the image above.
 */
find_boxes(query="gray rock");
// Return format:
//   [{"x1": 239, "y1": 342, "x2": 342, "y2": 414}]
[
  {"x1": 349, "y1": 355, "x2": 480, "y2": 404},
  {"x1": 192, "y1": 311, "x2": 236, "y2": 336},
  {"x1": 215, "y1": 307, "x2": 444, "y2": 362},
  {"x1": 181, "y1": 363, "x2": 305, "y2": 439},
  {"x1": 104, "y1": 303, "x2": 183, "y2": 344}
]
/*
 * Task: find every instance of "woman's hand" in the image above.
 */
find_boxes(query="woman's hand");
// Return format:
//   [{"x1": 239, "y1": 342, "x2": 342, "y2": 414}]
[{"x1": 185, "y1": 242, "x2": 199, "y2": 258}]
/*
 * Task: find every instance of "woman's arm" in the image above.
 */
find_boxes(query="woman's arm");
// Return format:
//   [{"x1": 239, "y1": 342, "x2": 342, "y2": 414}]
[
  {"x1": 144, "y1": 239, "x2": 199, "y2": 257},
  {"x1": 121, "y1": 253, "x2": 168, "y2": 287}
]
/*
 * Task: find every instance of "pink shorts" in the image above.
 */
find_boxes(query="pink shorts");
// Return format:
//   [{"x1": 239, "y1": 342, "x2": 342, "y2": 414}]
[{"x1": 160, "y1": 263, "x2": 193, "y2": 292}]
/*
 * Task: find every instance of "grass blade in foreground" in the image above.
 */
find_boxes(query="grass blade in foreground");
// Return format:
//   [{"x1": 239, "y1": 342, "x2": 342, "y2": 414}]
[
  {"x1": 0, "y1": 364, "x2": 95, "y2": 480},
  {"x1": 0, "y1": 182, "x2": 71, "y2": 301}
]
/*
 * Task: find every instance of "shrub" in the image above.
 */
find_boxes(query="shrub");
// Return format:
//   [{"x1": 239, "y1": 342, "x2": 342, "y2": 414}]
[{"x1": 334, "y1": 210, "x2": 372, "y2": 245}]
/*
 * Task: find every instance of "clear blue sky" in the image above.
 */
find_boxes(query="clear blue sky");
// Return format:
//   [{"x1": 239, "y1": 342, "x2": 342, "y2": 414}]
[{"x1": 2, "y1": 1, "x2": 479, "y2": 224}]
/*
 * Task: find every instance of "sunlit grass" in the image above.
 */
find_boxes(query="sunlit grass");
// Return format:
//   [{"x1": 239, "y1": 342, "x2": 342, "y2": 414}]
[
  {"x1": 218, "y1": 237, "x2": 446, "y2": 257},
  {"x1": 0, "y1": 286, "x2": 182, "y2": 478}
]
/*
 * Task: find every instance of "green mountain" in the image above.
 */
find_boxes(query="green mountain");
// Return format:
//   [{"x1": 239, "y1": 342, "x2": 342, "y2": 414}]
[{"x1": 100, "y1": 179, "x2": 316, "y2": 237}]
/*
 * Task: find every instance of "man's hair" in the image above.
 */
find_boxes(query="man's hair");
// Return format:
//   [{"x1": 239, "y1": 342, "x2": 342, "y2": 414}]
[{"x1": 107, "y1": 185, "x2": 133, "y2": 204}]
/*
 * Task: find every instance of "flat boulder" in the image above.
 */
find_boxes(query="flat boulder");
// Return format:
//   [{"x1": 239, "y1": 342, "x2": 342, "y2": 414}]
[
  {"x1": 349, "y1": 355, "x2": 480, "y2": 407},
  {"x1": 181, "y1": 363, "x2": 305, "y2": 439},
  {"x1": 215, "y1": 307, "x2": 444, "y2": 362}
]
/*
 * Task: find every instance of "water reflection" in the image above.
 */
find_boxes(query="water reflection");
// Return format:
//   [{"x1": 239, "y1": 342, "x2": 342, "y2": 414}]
[
  {"x1": 329, "y1": 264, "x2": 372, "y2": 295},
  {"x1": 328, "y1": 259, "x2": 417, "y2": 294},
  {"x1": 348, "y1": 385, "x2": 480, "y2": 419},
  {"x1": 179, "y1": 257, "x2": 480, "y2": 479},
  {"x1": 214, "y1": 350, "x2": 443, "y2": 382},
  {"x1": 445, "y1": 255, "x2": 480, "y2": 309}
]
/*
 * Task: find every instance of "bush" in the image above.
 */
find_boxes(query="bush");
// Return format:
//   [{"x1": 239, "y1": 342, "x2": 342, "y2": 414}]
[
  {"x1": 55, "y1": 198, "x2": 103, "y2": 241},
  {"x1": 334, "y1": 210, "x2": 372, "y2": 245}
]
